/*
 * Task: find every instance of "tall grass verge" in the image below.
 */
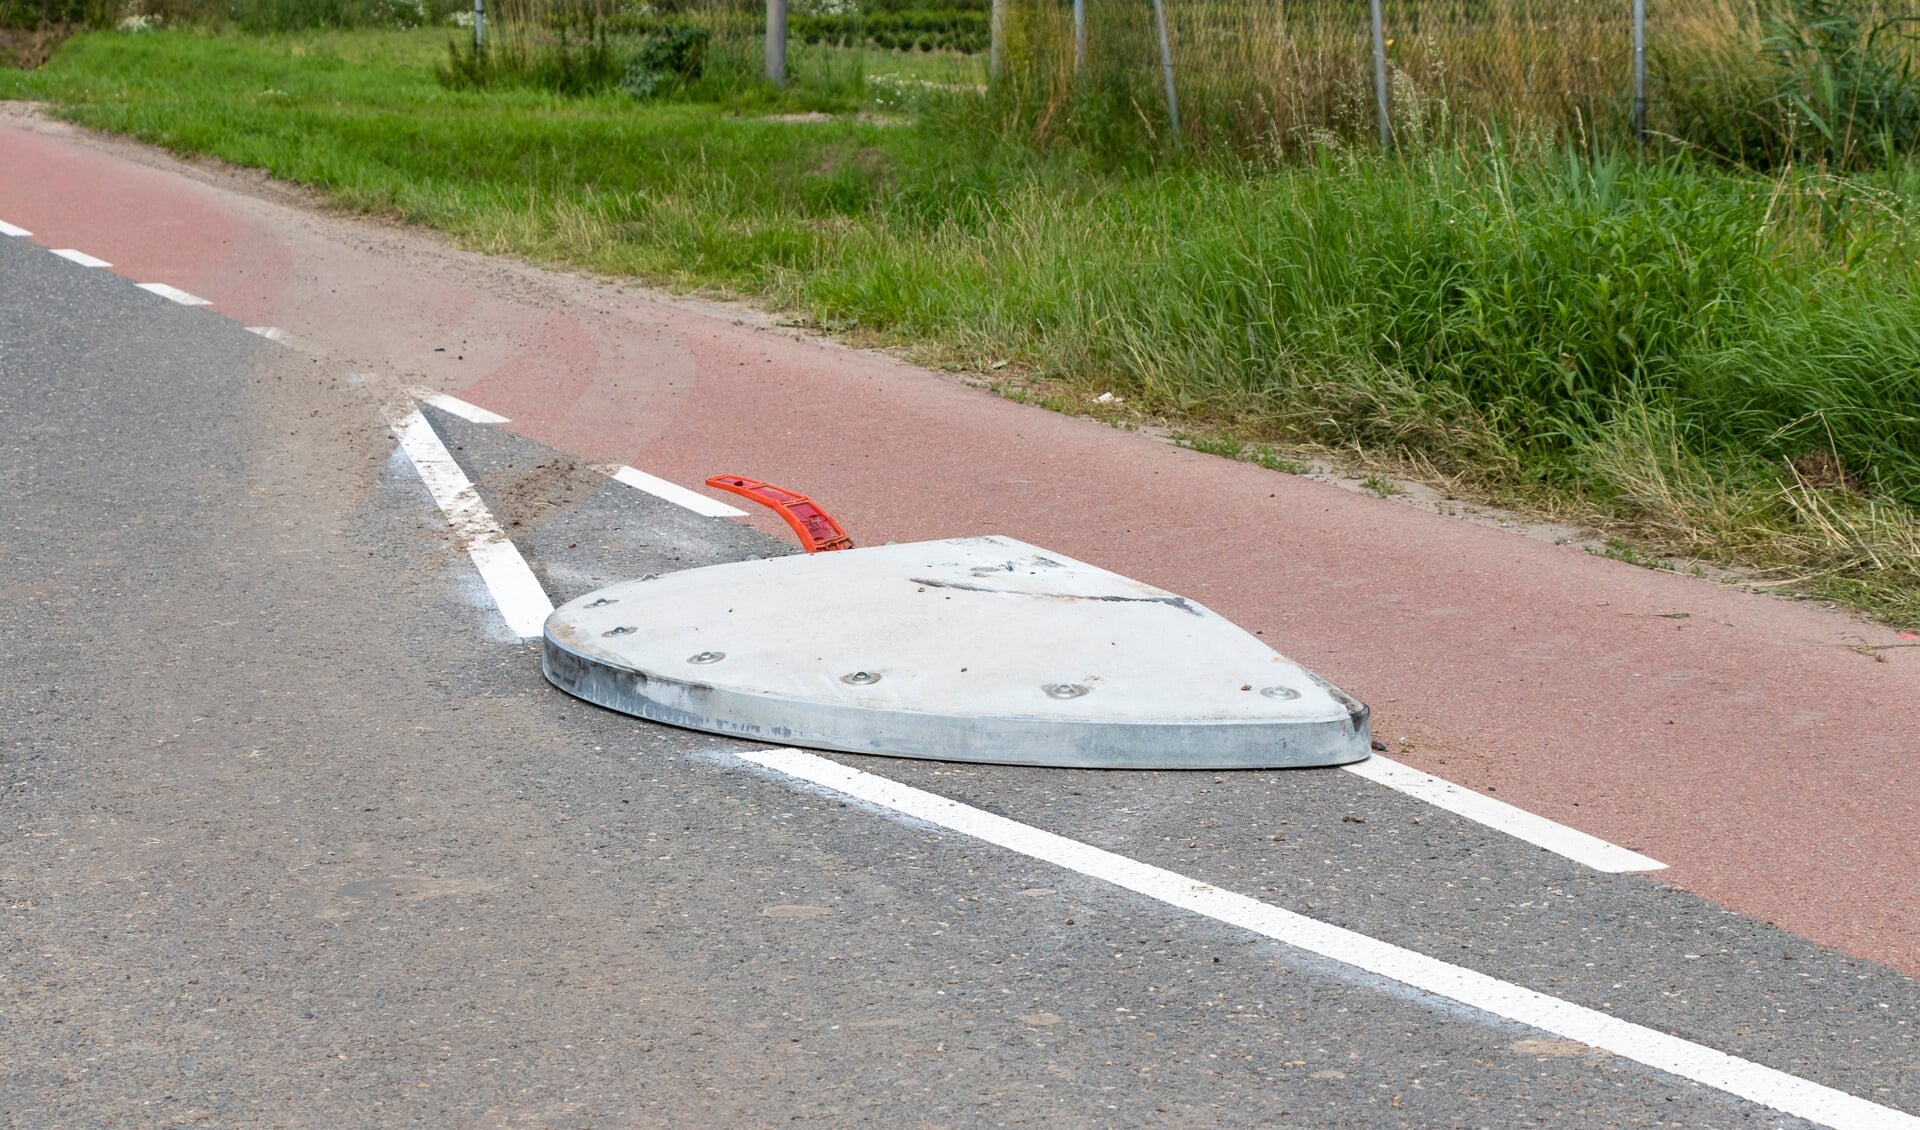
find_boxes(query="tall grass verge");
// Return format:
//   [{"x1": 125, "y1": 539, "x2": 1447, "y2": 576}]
[
  {"x1": 991, "y1": 0, "x2": 1632, "y2": 157},
  {"x1": 985, "y1": 0, "x2": 1920, "y2": 166}
]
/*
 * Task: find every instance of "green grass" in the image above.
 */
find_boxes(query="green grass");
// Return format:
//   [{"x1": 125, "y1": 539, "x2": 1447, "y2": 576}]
[{"x1": 5, "y1": 27, "x2": 1919, "y2": 626}]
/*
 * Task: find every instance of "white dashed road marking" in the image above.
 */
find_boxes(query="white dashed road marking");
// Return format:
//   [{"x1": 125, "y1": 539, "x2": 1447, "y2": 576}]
[
  {"x1": 612, "y1": 464, "x2": 747, "y2": 518},
  {"x1": 415, "y1": 389, "x2": 511, "y2": 425},
  {"x1": 402, "y1": 388, "x2": 745, "y2": 517},
  {"x1": 738, "y1": 746, "x2": 1917, "y2": 1130},
  {"x1": 1344, "y1": 754, "x2": 1666, "y2": 873},
  {"x1": 137, "y1": 282, "x2": 212, "y2": 306},
  {"x1": 49, "y1": 248, "x2": 110, "y2": 267},
  {"x1": 0, "y1": 219, "x2": 29, "y2": 237}
]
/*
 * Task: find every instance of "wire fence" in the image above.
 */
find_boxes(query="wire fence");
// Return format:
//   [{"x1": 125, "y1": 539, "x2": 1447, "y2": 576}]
[
  {"x1": 433, "y1": 0, "x2": 1920, "y2": 166},
  {"x1": 992, "y1": 0, "x2": 1920, "y2": 162}
]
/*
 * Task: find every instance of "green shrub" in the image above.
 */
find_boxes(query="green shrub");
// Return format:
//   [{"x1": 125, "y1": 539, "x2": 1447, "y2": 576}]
[
  {"x1": 619, "y1": 23, "x2": 707, "y2": 98},
  {"x1": 0, "y1": 0, "x2": 113, "y2": 30},
  {"x1": 124, "y1": 0, "x2": 448, "y2": 32},
  {"x1": 863, "y1": 0, "x2": 985, "y2": 13},
  {"x1": 791, "y1": 10, "x2": 987, "y2": 53}
]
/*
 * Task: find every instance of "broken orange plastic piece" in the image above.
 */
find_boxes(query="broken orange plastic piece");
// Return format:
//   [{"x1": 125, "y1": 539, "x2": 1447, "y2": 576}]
[{"x1": 705, "y1": 474, "x2": 855, "y2": 553}]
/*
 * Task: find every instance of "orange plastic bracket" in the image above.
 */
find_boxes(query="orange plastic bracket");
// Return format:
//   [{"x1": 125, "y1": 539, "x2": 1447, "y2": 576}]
[{"x1": 705, "y1": 474, "x2": 855, "y2": 554}]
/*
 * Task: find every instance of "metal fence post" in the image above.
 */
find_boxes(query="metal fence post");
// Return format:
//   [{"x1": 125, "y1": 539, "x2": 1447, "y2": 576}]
[
  {"x1": 1632, "y1": 0, "x2": 1648, "y2": 141},
  {"x1": 990, "y1": 0, "x2": 1006, "y2": 79},
  {"x1": 767, "y1": 0, "x2": 787, "y2": 87},
  {"x1": 1152, "y1": 0, "x2": 1181, "y2": 141},
  {"x1": 1369, "y1": 0, "x2": 1392, "y2": 148},
  {"x1": 472, "y1": 0, "x2": 483, "y2": 51},
  {"x1": 1073, "y1": 0, "x2": 1085, "y2": 74}
]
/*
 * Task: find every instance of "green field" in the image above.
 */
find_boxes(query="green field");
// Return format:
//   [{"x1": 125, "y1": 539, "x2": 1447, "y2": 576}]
[{"x1": 4, "y1": 26, "x2": 1919, "y2": 626}]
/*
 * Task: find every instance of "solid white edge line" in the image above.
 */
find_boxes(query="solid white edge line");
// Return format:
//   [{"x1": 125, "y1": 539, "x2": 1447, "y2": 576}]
[
  {"x1": 1343, "y1": 754, "x2": 1667, "y2": 873},
  {"x1": 390, "y1": 407, "x2": 553, "y2": 638},
  {"x1": 137, "y1": 282, "x2": 212, "y2": 306},
  {"x1": 50, "y1": 248, "x2": 111, "y2": 268},
  {"x1": 612, "y1": 465, "x2": 747, "y2": 518},
  {"x1": 737, "y1": 746, "x2": 1916, "y2": 1130},
  {"x1": 0, "y1": 220, "x2": 29, "y2": 237},
  {"x1": 415, "y1": 390, "x2": 511, "y2": 425}
]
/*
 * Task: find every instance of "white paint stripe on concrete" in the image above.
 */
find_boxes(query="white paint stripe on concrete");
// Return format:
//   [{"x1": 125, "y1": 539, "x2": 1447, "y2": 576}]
[
  {"x1": 413, "y1": 390, "x2": 511, "y2": 425},
  {"x1": 137, "y1": 282, "x2": 212, "y2": 306},
  {"x1": 391, "y1": 407, "x2": 553, "y2": 639},
  {"x1": 738, "y1": 746, "x2": 1916, "y2": 1130},
  {"x1": 50, "y1": 248, "x2": 110, "y2": 268},
  {"x1": 1342, "y1": 754, "x2": 1666, "y2": 873},
  {"x1": 0, "y1": 219, "x2": 29, "y2": 237},
  {"x1": 612, "y1": 465, "x2": 747, "y2": 518},
  {"x1": 245, "y1": 326, "x2": 297, "y2": 344}
]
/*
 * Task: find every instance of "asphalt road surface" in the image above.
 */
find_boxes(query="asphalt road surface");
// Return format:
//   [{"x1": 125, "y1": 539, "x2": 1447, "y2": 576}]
[{"x1": 3, "y1": 124, "x2": 1919, "y2": 1129}]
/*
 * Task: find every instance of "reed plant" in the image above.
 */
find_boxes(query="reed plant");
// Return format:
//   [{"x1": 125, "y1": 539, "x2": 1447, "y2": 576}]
[
  {"x1": 435, "y1": 0, "x2": 635, "y2": 93},
  {"x1": 1655, "y1": 0, "x2": 1920, "y2": 168}
]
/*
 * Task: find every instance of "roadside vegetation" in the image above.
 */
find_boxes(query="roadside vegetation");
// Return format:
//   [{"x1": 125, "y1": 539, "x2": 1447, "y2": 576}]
[{"x1": 3, "y1": 0, "x2": 1919, "y2": 627}]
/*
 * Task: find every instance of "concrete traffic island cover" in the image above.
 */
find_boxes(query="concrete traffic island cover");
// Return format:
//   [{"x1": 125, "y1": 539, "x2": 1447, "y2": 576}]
[{"x1": 543, "y1": 536, "x2": 1371, "y2": 769}]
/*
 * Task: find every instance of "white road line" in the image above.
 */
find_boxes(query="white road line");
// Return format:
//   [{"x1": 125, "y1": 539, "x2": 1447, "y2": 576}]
[
  {"x1": 1343, "y1": 754, "x2": 1666, "y2": 873},
  {"x1": 738, "y1": 746, "x2": 1915, "y2": 1130},
  {"x1": 137, "y1": 282, "x2": 211, "y2": 306},
  {"x1": 413, "y1": 390, "x2": 511, "y2": 425},
  {"x1": 245, "y1": 326, "x2": 297, "y2": 344},
  {"x1": 612, "y1": 465, "x2": 747, "y2": 518},
  {"x1": 50, "y1": 248, "x2": 110, "y2": 268},
  {"x1": 390, "y1": 406, "x2": 553, "y2": 639},
  {"x1": 400, "y1": 385, "x2": 745, "y2": 520},
  {"x1": 0, "y1": 219, "x2": 29, "y2": 237}
]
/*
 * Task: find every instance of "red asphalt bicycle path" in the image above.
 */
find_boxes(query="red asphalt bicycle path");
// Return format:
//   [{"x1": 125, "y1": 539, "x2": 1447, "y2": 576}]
[{"x1": 6, "y1": 115, "x2": 1918, "y2": 976}]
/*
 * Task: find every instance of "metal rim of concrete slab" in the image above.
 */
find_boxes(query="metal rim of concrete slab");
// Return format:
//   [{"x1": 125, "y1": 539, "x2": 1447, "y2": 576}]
[{"x1": 542, "y1": 642, "x2": 1370, "y2": 769}]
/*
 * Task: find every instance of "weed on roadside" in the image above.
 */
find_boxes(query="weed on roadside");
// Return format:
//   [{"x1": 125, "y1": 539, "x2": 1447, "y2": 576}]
[{"x1": 1360, "y1": 473, "x2": 1402, "y2": 499}]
